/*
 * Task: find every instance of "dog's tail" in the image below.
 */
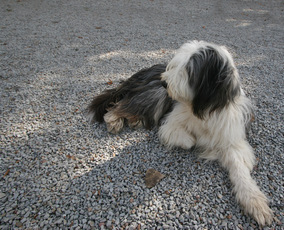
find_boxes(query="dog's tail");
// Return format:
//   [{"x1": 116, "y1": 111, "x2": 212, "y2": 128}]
[{"x1": 87, "y1": 87, "x2": 125, "y2": 123}]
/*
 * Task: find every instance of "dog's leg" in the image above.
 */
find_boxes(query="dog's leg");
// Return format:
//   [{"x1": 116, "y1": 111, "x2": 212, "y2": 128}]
[
  {"x1": 104, "y1": 109, "x2": 125, "y2": 134},
  {"x1": 220, "y1": 141, "x2": 273, "y2": 226},
  {"x1": 128, "y1": 119, "x2": 143, "y2": 129},
  {"x1": 159, "y1": 121, "x2": 196, "y2": 149}
]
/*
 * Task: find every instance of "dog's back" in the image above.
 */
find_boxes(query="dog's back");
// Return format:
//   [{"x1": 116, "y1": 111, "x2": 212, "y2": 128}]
[{"x1": 88, "y1": 64, "x2": 173, "y2": 131}]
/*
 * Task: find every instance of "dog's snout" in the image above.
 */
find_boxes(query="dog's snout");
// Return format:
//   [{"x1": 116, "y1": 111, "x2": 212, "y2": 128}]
[{"x1": 161, "y1": 80, "x2": 168, "y2": 89}]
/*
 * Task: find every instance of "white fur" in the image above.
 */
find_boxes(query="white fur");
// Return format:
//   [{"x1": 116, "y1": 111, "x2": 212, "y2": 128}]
[
  {"x1": 159, "y1": 41, "x2": 273, "y2": 226},
  {"x1": 162, "y1": 41, "x2": 240, "y2": 102}
]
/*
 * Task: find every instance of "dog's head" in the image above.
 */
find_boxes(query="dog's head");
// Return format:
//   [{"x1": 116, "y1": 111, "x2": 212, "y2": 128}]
[{"x1": 162, "y1": 41, "x2": 241, "y2": 119}]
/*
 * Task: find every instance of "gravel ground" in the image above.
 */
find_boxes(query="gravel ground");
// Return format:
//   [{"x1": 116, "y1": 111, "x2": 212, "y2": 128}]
[{"x1": 0, "y1": 0, "x2": 283, "y2": 229}]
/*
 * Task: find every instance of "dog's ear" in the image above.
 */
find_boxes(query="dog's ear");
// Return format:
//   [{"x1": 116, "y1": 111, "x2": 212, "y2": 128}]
[{"x1": 186, "y1": 47, "x2": 240, "y2": 119}]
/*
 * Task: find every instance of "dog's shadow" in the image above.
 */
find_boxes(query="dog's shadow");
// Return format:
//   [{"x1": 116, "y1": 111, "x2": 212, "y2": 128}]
[{"x1": 56, "y1": 123, "x2": 257, "y2": 228}]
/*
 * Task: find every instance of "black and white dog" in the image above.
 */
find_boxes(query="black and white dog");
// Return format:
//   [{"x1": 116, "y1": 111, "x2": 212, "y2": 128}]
[{"x1": 88, "y1": 41, "x2": 272, "y2": 225}]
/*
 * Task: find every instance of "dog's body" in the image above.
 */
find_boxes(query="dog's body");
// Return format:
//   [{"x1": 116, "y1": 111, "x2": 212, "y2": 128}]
[{"x1": 88, "y1": 41, "x2": 272, "y2": 225}]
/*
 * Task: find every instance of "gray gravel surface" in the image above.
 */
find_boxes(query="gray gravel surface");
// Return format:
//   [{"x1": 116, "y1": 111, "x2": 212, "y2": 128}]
[{"x1": 0, "y1": 0, "x2": 283, "y2": 229}]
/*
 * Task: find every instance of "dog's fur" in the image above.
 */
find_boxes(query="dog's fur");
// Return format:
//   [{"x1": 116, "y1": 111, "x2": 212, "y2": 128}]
[{"x1": 88, "y1": 41, "x2": 273, "y2": 225}]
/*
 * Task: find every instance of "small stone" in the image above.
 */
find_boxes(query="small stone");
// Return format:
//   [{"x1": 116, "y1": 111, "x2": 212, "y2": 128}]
[
  {"x1": 0, "y1": 193, "x2": 6, "y2": 199},
  {"x1": 221, "y1": 220, "x2": 227, "y2": 227},
  {"x1": 89, "y1": 221, "x2": 95, "y2": 227},
  {"x1": 99, "y1": 222, "x2": 105, "y2": 227},
  {"x1": 115, "y1": 218, "x2": 120, "y2": 225},
  {"x1": 106, "y1": 220, "x2": 112, "y2": 228},
  {"x1": 163, "y1": 224, "x2": 170, "y2": 229},
  {"x1": 227, "y1": 214, "x2": 232, "y2": 219},
  {"x1": 55, "y1": 218, "x2": 63, "y2": 224},
  {"x1": 129, "y1": 222, "x2": 137, "y2": 230},
  {"x1": 15, "y1": 221, "x2": 23, "y2": 227}
]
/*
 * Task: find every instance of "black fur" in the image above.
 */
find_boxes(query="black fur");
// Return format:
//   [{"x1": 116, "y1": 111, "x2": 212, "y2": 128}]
[
  {"x1": 88, "y1": 64, "x2": 174, "y2": 128},
  {"x1": 187, "y1": 47, "x2": 241, "y2": 119}
]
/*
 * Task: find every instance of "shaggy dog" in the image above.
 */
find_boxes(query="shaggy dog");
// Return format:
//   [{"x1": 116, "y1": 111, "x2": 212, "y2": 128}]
[{"x1": 88, "y1": 41, "x2": 272, "y2": 225}]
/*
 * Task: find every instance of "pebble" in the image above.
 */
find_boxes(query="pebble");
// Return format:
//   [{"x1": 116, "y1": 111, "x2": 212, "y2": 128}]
[
  {"x1": 0, "y1": 193, "x2": 6, "y2": 199},
  {"x1": 89, "y1": 221, "x2": 95, "y2": 227},
  {"x1": 15, "y1": 221, "x2": 23, "y2": 227}
]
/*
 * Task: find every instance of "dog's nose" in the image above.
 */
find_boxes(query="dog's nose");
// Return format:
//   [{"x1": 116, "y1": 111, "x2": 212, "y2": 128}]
[{"x1": 161, "y1": 80, "x2": 168, "y2": 89}]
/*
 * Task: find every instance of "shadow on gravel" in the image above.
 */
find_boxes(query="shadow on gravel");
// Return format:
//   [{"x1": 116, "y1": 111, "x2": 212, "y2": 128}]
[{"x1": 53, "y1": 123, "x2": 237, "y2": 229}]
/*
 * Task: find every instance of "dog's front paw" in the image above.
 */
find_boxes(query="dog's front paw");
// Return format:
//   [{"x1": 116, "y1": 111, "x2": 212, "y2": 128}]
[
  {"x1": 159, "y1": 130, "x2": 196, "y2": 149},
  {"x1": 245, "y1": 193, "x2": 273, "y2": 226}
]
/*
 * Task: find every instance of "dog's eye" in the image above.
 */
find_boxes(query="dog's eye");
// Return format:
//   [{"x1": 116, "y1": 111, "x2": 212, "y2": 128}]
[{"x1": 161, "y1": 81, "x2": 168, "y2": 89}]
